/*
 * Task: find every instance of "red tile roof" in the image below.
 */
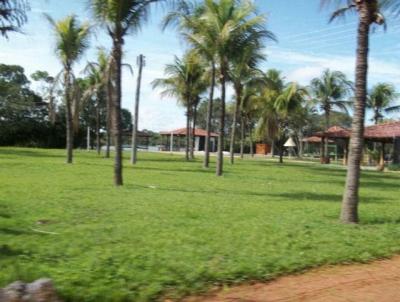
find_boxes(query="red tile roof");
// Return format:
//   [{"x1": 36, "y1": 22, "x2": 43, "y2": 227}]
[
  {"x1": 313, "y1": 121, "x2": 400, "y2": 140},
  {"x1": 302, "y1": 136, "x2": 334, "y2": 143},
  {"x1": 315, "y1": 126, "x2": 351, "y2": 138},
  {"x1": 160, "y1": 128, "x2": 219, "y2": 137},
  {"x1": 364, "y1": 121, "x2": 400, "y2": 139}
]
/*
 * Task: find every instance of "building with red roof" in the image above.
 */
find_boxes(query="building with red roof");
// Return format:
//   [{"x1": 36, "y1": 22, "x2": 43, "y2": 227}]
[{"x1": 160, "y1": 128, "x2": 218, "y2": 152}]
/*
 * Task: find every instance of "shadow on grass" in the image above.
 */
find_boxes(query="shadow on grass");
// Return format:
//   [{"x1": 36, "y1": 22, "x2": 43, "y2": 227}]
[
  {"x1": 269, "y1": 192, "x2": 393, "y2": 204},
  {"x1": 0, "y1": 149, "x2": 64, "y2": 159},
  {"x1": 361, "y1": 217, "x2": 400, "y2": 225},
  {"x1": 127, "y1": 184, "x2": 389, "y2": 204},
  {"x1": 0, "y1": 212, "x2": 11, "y2": 219},
  {"x1": 0, "y1": 227, "x2": 32, "y2": 236},
  {"x1": 0, "y1": 245, "x2": 25, "y2": 259}
]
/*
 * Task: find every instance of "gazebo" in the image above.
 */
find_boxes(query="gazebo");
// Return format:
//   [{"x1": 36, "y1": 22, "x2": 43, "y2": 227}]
[
  {"x1": 312, "y1": 121, "x2": 400, "y2": 167},
  {"x1": 159, "y1": 128, "x2": 218, "y2": 152}
]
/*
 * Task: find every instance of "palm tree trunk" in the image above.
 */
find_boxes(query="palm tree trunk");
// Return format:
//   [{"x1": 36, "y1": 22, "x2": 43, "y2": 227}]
[
  {"x1": 249, "y1": 122, "x2": 254, "y2": 158},
  {"x1": 229, "y1": 86, "x2": 241, "y2": 164},
  {"x1": 185, "y1": 106, "x2": 190, "y2": 161},
  {"x1": 341, "y1": 3, "x2": 371, "y2": 224},
  {"x1": 112, "y1": 39, "x2": 123, "y2": 186},
  {"x1": 96, "y1": 97, "x2": 101, "y2": 155},
  {"x1": 191, "y1": 103, "x2": 198, "y2": 159},
  {"x1": 216, "y1": 66, "x2": 226, "y2": 176},
  {"x1": 64, "y1": 68, "x2": 73, "y2": 164},
  {"x1": 105, "y1": 73, "x2": 113, "y2": 159},
  {"x1": 204, "y1": 62, "x2": 216, "y2": 168},
  {"x1": 323, "y1": 111, "x2": 330, "y2": 164},
  {"x1": 131, "y1": 54, "x2": 144, "y2": 165},
  {"x1": 240, "y1": 115, "x2": 245, "y2": 159},
  {"x1": 279, "y1": 142, "x2": 284, "y2": 164}
]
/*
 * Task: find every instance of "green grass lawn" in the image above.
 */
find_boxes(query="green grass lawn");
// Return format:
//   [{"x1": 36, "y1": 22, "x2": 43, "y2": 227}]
[{"x1": 1, "y1": 147, "x2": 400, "y2": 301}]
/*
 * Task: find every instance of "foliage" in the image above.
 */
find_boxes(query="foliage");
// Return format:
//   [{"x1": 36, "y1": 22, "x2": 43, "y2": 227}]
[
  {"x1": 367, "y1": 83, "x2": 399, "y2": 124},
  {"x1": 1, "y1": 148, "x2": 400, "y2": 301},
  {"x1": 0, "y1": 0, "x2": 29, "y2": 37}
]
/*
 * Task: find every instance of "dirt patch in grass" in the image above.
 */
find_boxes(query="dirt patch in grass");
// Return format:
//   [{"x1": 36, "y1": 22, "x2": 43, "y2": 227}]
[{"x1": 185, "y1": 256, "x2": 400, "y2": 302}]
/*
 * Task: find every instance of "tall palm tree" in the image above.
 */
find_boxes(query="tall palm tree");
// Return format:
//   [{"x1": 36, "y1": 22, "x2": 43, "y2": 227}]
[
  {"x1": 163, "y1": 1, "x2": 217, "y2": 168},
  {"x1": 367, "y1": 83, "x2": 398, "y2": 124},
  {"x1": 198, "y1": 0, "x2": 269, "y2": 176},
  {"x1": 89, "y1": 0, "x2": 163, "y2": 186},
  {"x1": 310, "y1": 69, "x2": 352, "y2": 163},
  {"x1": 47, "y1": 15, "x2": 90, "y2": 164},
  {"x1": 239, "y1": 85, "x2": 259, "y2": 158},
  {"x1": 228, "y1": 44, "x2": 271, "y2": 165},
  {"x1": 152, "y1": 52, "x2": 205, "y2": 161},
  {"x1": 84, "y1": 49, "x2": 110, "y2": 155},
  {"x1": 322, "y1": 0, "x2": 399, "y2": 224},
  {"x1": 0, "y1": 0, "x2": 29, "y2": 37}
]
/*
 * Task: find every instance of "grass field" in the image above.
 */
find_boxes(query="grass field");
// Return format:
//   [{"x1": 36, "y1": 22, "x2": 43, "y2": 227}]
[{"x1": 1, "y1": 147, "x2": 400, "y2": 301}]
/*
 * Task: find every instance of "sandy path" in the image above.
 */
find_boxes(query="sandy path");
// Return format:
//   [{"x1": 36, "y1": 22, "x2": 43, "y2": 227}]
[{"x1": 184, "y1": 256, "x2": 400, "y2": 302}]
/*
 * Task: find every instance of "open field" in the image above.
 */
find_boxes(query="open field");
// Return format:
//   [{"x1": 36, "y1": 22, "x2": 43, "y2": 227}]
[{"x1": 1, "y1": 148, "x2": 400, "y2": 301}]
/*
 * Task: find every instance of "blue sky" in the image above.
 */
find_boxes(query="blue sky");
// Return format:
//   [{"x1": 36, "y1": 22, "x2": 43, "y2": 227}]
[{"x1": 1, "y1": 0, "x2": 400, "y2": 131}]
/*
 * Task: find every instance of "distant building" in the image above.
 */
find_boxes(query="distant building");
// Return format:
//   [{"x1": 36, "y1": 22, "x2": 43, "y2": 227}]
[{"x1": 159, "y1": 128, "x2": 218, "y2": 152}]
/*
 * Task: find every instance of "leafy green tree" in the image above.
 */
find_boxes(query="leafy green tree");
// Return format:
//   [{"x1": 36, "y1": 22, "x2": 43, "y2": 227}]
[
  {"x1": 31, "y1": 70, "x2": 59, "y2": 125},
  {"x1": 322, "y1": 0, "x2": 400, "y2": 224},
  {"x1": 0, "y1": 0, "x2": 29, "y2": 37},
  {"x1": 46, "y1": 15, "x2": 90, "y2": 164}
]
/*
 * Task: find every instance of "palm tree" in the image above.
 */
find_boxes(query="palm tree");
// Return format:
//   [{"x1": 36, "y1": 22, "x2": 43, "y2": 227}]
[
  {"x1": 84, "y1": 49, "x2": 110, "y2": 155},
  {"x1": 322, "y1": 0, "x2": 399, "y2": 224},
  {"x1": 199, "y1": 0, "x2": 269, "y2": 176},
  {"x1": 239, "y1": 86, "x2": 259, "y2": 158},
  {"x1": 89, "y1": 0, "x2": 163, "y2": 186},
  {"x1": 152, "y1": 52, "x2": 205, "y2": 161},
  {"x1": 367, "y1": 83, "x2": 398, "y2": 124},
  {"x1": 257, "y1": 70, "x2": 307, "y2": 163},
  {"x1": 47, "y1": 15, "x2": 90, "y2": 164},
  {"x1": 310, "y1": 69, "x2": 352, "y2": 163},
  {"x1": 228, "y1": 44, "x2": 272, "y2": 165},
  {"x1": 163, "y1": 1, "x2": 217, "y2": 168},
  {"x1": 0, "y1": 0, "x2": 29, "y2": 37}
]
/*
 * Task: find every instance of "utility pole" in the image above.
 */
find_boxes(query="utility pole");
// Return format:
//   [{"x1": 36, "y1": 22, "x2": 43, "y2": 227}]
[{"x1": 131, "y1": 54, "x2": 145, "y2": 164}]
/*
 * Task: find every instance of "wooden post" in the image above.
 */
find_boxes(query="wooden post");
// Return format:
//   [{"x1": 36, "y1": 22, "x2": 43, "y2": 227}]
[
  {"x1": 378, "y1": 142, "x2": 385, "y2": 171},
  {"x1": 170, "y1": 132, "x2": 174, "y2": 153},
  {"x1": 343, "y1": 140, "x2": 349, "y2": 166}
]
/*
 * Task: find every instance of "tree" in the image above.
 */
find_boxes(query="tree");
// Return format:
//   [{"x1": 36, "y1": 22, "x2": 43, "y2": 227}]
[
  {"x1": 193, "y1": 0, "x2": 270, "y2": 176},
  {"x1": 0, "y1": 0, "x2": 29, "y2": 37},
  {"x1": 310, "y1": 69, "x2": 352, "y2": 163},
  {"x1": 322, "y1": 0, "x2": 399, "y2": 224},
  {"x1": 163, "y1": 1, "x2": 218, "y2": 168},
  {"x1": 84, "y1": 49, "x2": 110, "y2": 155},
  {"x1": 89, "y1": 0, "x2": 164, "y2": 186},
  {"x1": 228, "y1": 45, "x2": 270, "y2": 164},
  {"x1": 257, "y1": 70, "x2": 307, "y2": 163},
  {"x1": 46, "y1": 15, "x2": 90, "y2": 164},
  {"x1": 367, "y1": 83, "x2": 398, "y2": 124},
  {"x1": 152, "y1": 52, "x2": 206, "y2": 160},
  {"x1": 31, "y1": 70, "x2": 59, "y2": 125}
]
